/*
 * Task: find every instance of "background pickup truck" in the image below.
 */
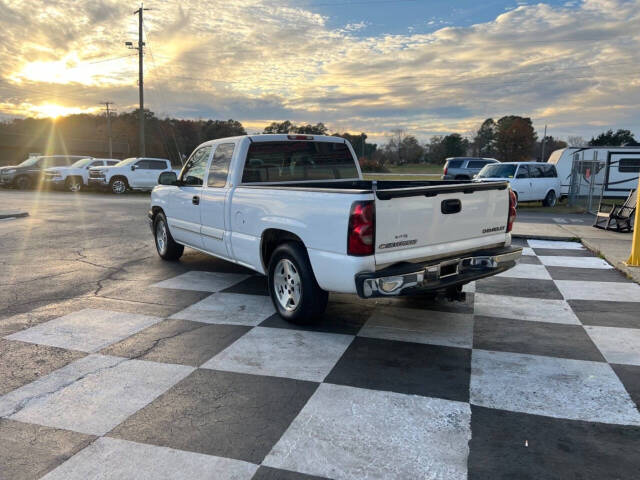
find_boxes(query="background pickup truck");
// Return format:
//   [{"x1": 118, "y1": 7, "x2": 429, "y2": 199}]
[
  {"x1": 45, "y1": 157, "x2": 119, "y2": 192},
  {"x1": 89, "y1": 157, "x2": 178, "y2": 194},
  {"x1": 150, "y1": 134, "x2": 521, "y2": 323}
]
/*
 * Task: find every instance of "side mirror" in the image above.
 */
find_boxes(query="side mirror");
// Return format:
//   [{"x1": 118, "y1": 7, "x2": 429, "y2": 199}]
[
  {"x1": 158, "y1": 171, "x2": 178, "y2": 186},
  {"x1": 131, "y1": 165, "x2": 136, "y2": 171}
]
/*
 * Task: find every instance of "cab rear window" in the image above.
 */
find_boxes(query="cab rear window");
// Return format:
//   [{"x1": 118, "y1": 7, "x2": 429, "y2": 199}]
[{"x1": 241, "y1": 141, "x2": 358, "y2": 183}]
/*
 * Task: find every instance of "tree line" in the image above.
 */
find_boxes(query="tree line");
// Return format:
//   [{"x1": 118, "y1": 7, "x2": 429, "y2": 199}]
[{"x1": 0, "y1": 110, "x2": 636, "y2": 170}]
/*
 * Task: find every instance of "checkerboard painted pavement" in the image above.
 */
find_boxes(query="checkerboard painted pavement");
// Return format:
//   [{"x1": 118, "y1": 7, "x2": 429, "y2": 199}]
[{"x1": 2, "y1": 239, "x2": 640, "y2": 479}]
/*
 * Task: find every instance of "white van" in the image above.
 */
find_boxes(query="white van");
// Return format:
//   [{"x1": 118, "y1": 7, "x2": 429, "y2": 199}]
[
  {"x1": 475, "y1": 162, "x2": 561, "y2": 206},
  {"x1": 547, "y1": 147, "x2": 640, "y2": 198}
]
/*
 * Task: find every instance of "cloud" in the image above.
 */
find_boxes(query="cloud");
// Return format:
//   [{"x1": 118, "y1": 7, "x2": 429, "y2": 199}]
[{"x1": 0, "y1": 0, "x2": 639, "y2": 142}]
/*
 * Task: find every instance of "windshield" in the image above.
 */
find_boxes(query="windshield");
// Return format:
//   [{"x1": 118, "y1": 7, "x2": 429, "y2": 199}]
[
  {"x1": 477, "y1": 163, "x2": 517, "y2": 179},
  {"x1": 17, "y1": 157, "x2": 41, "y2": 167},
  {"x1": 71, "y1": 158, "x2": 93, "y2": 168},
  {"x1": 114, "y1": 157, "x2": 137, "y2": 167}
]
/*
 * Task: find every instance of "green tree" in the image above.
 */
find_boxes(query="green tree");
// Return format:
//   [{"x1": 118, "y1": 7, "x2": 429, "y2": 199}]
[
  {"x1": 473, "y1": 118, "x2": 496, "y2": 157},
  {"x1": 589, "y1": 129, "x2": 638, "y2": 146},
  {"x1": 262, "y1": 121, "x2": 328, "y2": 135},
  {"x1": 426, "y1": 134, "x2": 469, "y2": 164},
  {"x1": 495, "y1": 116, "x2": 537, "y2": 162},
  {"x1": 332, "y1": 132, "x2": 377, "y2": 158}
]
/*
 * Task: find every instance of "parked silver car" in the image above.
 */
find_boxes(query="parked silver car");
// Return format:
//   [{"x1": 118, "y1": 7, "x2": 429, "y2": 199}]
[{"x1": 442, "y1": 157, "x2": 499, "y2": 180}]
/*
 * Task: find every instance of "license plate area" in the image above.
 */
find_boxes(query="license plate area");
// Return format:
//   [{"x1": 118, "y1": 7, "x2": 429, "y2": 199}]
[{"x1": 439, "y1": 261, "x2": 459, "y2": 278}]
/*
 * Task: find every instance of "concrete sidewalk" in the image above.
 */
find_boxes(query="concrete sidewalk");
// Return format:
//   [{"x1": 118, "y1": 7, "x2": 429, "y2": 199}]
[{"x1": 513, "y1": 220, "x2": 640, "y2": 283}]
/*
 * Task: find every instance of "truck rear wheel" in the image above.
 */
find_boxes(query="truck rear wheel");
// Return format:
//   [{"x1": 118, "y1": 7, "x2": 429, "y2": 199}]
[
  {"x1": 15, "y1": 175, "x2": 32, "y2": 190},
  {"x1": 268, "y1": 242, "x2": 328, "y2": 323},
  {"x1": 66, "y1": 177, "x2": 83, "y2": 192},
  {"x1": 154, "y1": 212, "x2": 184, "y2": 261}
]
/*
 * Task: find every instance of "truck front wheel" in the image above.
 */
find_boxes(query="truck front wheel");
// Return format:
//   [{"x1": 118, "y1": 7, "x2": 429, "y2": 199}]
[
  {"x1": 110, "y1": 177, "x2": 128, "y2": 194},
  {"x1": 154, "y1": 212, "x2": 184, "y2": 261},
  {"x1": 268, "y1": 242, "x2": 328, "y2": 323}
]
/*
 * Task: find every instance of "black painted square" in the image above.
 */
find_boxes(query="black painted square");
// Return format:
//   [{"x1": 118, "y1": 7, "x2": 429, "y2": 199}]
[
  {"x1": 0, "y1": 339, "x2": 86, "y2": 395},
  {"x1": 568, "y1": 300, "x2": 640, "y2": 329},
  {"x1": 475, "y1": 276, "x2": 563, "y2": 299},
  {"x1": 100, "y1": 319, "x2": 250, "y2": 367},
  {"x1": 532, "y1": 248, "x2": 593, "y2": 257},
  {"x1": 109, "y1": 369, "x2": 318, "y2": 464},
  {"x1": 546, "y1": 266, "x2": 632, "y2": 282},
  {"x1": 611, "y1": 364, "x2": 640, "y2": 410},
  {"x1": 468, "y1": 406, "x2": 640, "y2": 480},
  {"x1": 325, "y1": 336, "x2": 471, "y2": 402},
  {"x1": 221, "y1": 275, "x2": 269, "y2": 296},
  {"x1": 473, "y1": 316, "x2": 605, "y2": 362}
]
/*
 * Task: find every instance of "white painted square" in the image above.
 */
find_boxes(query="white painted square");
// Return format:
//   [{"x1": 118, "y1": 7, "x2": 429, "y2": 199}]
[
  {"x1": 585, "y1": 326, "x2": 640, "y2": 366},
  {"x1": 473, "y1": 293, "x2": 580, "y2": 325},
  {"x1": 5, "y1": 309, "x2": 162, "y2": 352},
  {"x1": 522, "y1": 247, "x2": 535, "y2": 256},
  {"x1": 497, "y1": 263, "x2": 551, "y2": 280},
  {"x1": 42, "y1": 437, "x2": 257, "y2": 480},
  {"x1": 201, "y1": 327, "x2": 352, "y2": 381},
  {"x1": 470, "y1": 350, "x2": 640, "y2": 425},
  {"x1": 359, "y1": 307, "x2": 473, "y2": 348},
  {"x1": 462, "y1": 281, "x2": 475, "y2": 293},
  {"x1": 555, "y1": 281, "x2": 640, "y2": 302},
  {"x1": 170, "y1": 293, "x2": 275, "y2": 326},
  {"x1": 151, "y1": 271, "x2": 249, "y2": 292},
  {"x1": 538, "y1": 256, "x2": 613, "y2": 269},
  {"x1": 0, "y1": 354, "x2": 194, "y2": 435},
  {"x1": 264, "y1": 383, "x2": 471, "y2": 480},
  {"x1": 527, "y1": 240, "x2": 584, "y2": 250}
]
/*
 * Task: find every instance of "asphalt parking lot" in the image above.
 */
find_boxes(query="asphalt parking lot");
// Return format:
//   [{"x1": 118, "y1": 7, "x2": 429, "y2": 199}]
[{"x1": 1, "y1": 190, "x2": 640, "y2": 479}]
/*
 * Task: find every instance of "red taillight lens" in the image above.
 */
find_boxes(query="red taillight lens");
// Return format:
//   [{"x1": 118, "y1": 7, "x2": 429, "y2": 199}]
[
  {"x1": 507, "y1": 189, "x2": 517, "y2": 232},
  {"x1": 443, "y1": 166, "x2": 448, "y2": 176},
  {"x1": 348, "y1": 201, "x2": 375, "y2": 256},
  {"x1": 287, "y1": 135, "x2": 314, "y2": 140}
]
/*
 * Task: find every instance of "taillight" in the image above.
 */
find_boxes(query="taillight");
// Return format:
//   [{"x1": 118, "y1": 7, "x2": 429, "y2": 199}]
[
  {"x1": 507, "y1": 189, "x2": 517, "y2": 232},
  {"x1": 287, "y1": 135, "x2": 314, "y2": 140},
  {"x1": 348, "y1": 200, "x2": 375, "y2": 256},
  {"x1": 443, "y1": 165, "x2": 448, "y2": 176}
]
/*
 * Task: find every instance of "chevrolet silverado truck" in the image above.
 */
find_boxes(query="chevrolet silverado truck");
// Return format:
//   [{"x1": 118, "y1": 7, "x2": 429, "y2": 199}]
[
  {"x1": 1, "y1": 155, "x2": 87, "y2": 190},
  {"x1": 149, "y1": 134, "x2": 521, "y2": 323},
  {"x1": 88, "y1": 157, "x2": 177, "y2": 194},
  {"x1": 45, "y1": 157, "x2": 119, "y2": 192}
]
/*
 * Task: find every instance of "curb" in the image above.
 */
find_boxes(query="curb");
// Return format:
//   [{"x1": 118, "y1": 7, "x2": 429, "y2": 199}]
[
  {"x1": 0, "y1": 211, "x2": 29, "y2": 219},
  {"x1": 511, "y1": 233, "x2": 576, "y2": 241}
]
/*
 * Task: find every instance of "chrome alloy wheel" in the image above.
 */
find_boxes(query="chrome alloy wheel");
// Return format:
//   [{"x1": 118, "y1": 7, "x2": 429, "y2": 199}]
[
  {"x1": 156, "y1": 219, "x2": 168, "y2": 255},
  {"x1": 112, "y1": 180, "x2": 126, "y2": 194},
  {"x1": 273, "y1": 258, "x2": 302, "y2": 312}
]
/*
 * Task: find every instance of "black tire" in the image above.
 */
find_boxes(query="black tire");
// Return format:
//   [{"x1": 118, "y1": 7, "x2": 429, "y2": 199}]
[
  {"x1": 268, "y1": 242, "x2": 328, "y2": 323},
  {"x1": 14, "y1": 175, "x2": 32, "y2": 190},
  {"x1": 110, "y1": 176, "x2": 128, "y2": 194},
  {"x1": 66, "y1": 177, "x2": 83, "y2": 192},
  {"x1": 543, "y1": 190, "x2": 557, "y2": 207},
  {"x1": 153, "y1": 212, "x2": 184, "y2": 261}
]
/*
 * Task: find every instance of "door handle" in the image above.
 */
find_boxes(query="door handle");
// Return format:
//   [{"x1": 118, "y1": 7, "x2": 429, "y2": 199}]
[
  {"x1": 192, "y1": 196, "x2": 200, "y2": 205},
  {"x1": 441, "y1": 198, "x2": 462, "y2": 214}
]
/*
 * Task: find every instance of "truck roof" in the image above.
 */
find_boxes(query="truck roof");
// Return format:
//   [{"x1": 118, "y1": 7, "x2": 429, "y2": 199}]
[{"x1": 199, "y1": 134, "x2": 349, "y2": 146}]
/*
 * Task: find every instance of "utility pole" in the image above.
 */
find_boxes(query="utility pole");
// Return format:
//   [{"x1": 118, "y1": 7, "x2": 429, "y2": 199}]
[
  {"x1": 101, "y1": 102, "x2": 114, "y2": 158},
  {"x1": 126, "y1": 3, "x2": 150, "y2": 157},
  {"x1": 540, "y1": 124, "x2": 547, "y2": 162}
]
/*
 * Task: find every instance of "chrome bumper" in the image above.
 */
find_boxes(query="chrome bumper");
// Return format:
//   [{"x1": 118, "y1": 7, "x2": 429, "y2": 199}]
[{"x1": 356, "y1": 246, "x2": 522, "y2": 298}]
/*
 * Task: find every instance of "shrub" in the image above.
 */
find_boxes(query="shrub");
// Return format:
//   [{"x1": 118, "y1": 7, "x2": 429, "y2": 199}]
[{"x1": 358, "y1": 157, "x2": 389, "y2": 173}]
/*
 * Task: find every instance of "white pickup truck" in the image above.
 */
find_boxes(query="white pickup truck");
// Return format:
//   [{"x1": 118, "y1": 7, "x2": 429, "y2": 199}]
[
  {"x1": 45, "y1": 157, "x2": 119, "y2": 192},
  {"x1": 88, "y1": 157, "x2": 177, "y2": 194},
  {"x1": 149, "y1": 134, "x2": 521, "y2": 323}
]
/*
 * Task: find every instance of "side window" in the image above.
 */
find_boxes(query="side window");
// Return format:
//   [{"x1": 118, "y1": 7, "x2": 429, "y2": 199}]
[
  {"x1": 107, "y1": 160, "x2": 119, "y2": 166},
  {"x1": 148, "y1": 160, "x2": 168, "y2": 170},
  {"x1": 467, "y1": 160, "x2": 486, "y2": 169},
  {"x1": 516, "y1": 165, "x2": 530, "y2": 178},
  {"x1": 543, "y1": 165, "x2": 557, "y2": 178},
  {"x1": 447, "y1": 160, "x2": 463, "y2": 169},
  {"x1": 180, "y1": 146, "x2": 212, "y2": 186},
  {"x1": 135, "y1": 160, "x2": 150, "y2": 169},
  {"x1": 89, "y1": 161, "x2": 103, "y2": 167},
  {"x1": 208, "y1": 143, "x2": 235, "y2": 187},
  {"x1": 530, "y1": 165, "x2": 544, "y2": 178},
  {"x1": 619, "y1": 158, "x2": 640, "y2": 172}
]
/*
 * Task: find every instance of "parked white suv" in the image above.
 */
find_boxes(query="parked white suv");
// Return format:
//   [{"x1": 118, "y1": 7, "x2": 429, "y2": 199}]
[
  {"x1": 88, "y1": 157, "x2": 177, "y2": 194},
  {"x1": 475, "y1": 162, "x2": 561, "y2": 206},
  {"x1": 149, "y1": 134, "x2": 522, "y2": 323},
  {"x1": 44, "y1": 158, "x2": 119, "y2": 192}
]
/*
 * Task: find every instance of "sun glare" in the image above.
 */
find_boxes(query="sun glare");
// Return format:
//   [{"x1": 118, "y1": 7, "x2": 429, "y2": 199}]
[{"x1": 31, "y1": 103, "x2": 90, "y2": 119}]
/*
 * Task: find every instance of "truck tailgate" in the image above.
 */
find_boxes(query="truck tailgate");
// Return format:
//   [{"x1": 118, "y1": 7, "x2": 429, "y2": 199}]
[{"x1": 374, "y1": 182, "x2": 510, "y2": 266}]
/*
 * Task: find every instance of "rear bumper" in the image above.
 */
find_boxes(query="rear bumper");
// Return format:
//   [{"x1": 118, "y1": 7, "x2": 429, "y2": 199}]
[{"x1": 355, "y1": 245, "x2": 522, "y2": 298}]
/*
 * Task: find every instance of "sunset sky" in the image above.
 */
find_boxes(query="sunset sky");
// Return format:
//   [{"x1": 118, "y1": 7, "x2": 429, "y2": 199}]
[{"x1": 0, "y1": 0, "x2": 639, "y2": 142}]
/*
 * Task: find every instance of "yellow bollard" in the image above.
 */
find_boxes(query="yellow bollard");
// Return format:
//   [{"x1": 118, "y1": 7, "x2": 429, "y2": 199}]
[{"x1": 627, "y1": 179, "x2": 640, "y2": 266}]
